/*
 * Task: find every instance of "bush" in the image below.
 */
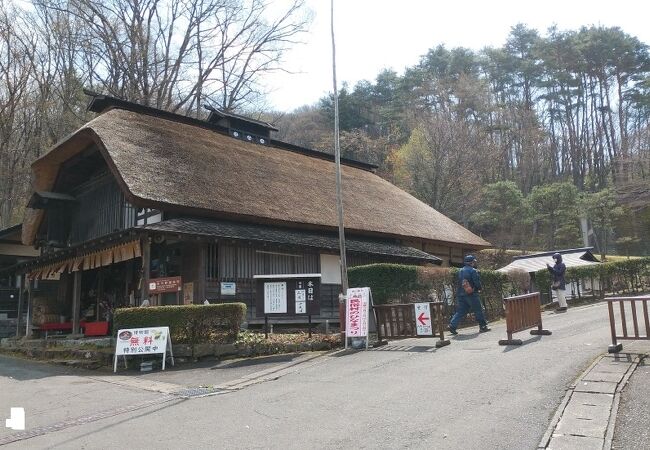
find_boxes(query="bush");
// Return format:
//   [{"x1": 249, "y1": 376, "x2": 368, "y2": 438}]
[
  {"x1": 113, "y1": 303, "x2": 247, "y2": 345},
  {"x1": 348, "y1": 263, "x2": 422, "y2": 305}
]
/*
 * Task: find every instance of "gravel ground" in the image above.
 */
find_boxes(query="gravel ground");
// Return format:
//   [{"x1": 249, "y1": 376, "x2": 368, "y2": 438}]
[{"x1": 612, "y1": 356, "x2": 650, "y2": 450}]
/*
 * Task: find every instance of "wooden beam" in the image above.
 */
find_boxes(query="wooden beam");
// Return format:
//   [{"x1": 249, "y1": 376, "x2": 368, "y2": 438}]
[
  {"x1": 25, "y1": 279, "x2": 33, "y2": 338},
  {"x1": 15, "y1": 274, "x2": 24, "y2": 337},
  {"x1": 72, "y1": 271, "x2": 81, "y2": 335},
  {"x1": 140, "y1": 236, "x2": 151, "y2": 303}
]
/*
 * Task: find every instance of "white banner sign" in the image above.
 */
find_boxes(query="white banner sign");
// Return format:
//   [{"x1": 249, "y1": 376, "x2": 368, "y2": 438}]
[
  {"x1": 414, "y1": 303, "x2": 433, "y2": 336},
  {"x1": 221, "y1": 282, "x2": 236, "y2": 296},
  {"x1": 295, "y1": 289, "x2": 306, "y2": 314},
  {"x1": 114, "y1": 326, "x2": 173, "y2": 372},
  {"x1": 346, "y1": 287, "x2": 371, "y2": 338},
  {"x1": 264, "y1": 282, "x2": 287, "y2": 314}
]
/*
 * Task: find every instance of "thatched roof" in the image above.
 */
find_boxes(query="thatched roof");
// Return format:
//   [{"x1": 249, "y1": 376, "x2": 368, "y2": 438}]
[{"x1": 23, "y1": 107, "x2": 490, "y2": 249}]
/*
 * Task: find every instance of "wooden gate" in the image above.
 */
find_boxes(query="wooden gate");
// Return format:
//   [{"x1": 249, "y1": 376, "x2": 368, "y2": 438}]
[
  {"x1": 373, "y1": 301, "x2": 450, "y2": 348},
  {"x1": 607, "y1": 296, "x2": 650, "y2": 353},
  {"x1": 498, "y1": 292, "x2": 551, "y2": 346}
]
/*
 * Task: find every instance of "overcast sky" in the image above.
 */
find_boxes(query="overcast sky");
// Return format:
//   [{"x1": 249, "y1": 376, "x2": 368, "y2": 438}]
[{"x1": 264, "y1": 0, "x2": 650, "y2": 112}]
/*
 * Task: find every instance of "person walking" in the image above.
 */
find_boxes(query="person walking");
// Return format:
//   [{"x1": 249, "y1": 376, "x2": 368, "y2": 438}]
[
  {"x1": 547, "y1": 252, "x2": 568, "y2": 312},
  {"x1": 448, "y1": 255, "x2": 491, "y2": 335}
]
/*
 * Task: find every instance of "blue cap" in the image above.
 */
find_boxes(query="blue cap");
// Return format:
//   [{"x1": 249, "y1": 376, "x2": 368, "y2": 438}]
[{"x1": 464, "y1": 255, "x2": 476, "y2": 263}]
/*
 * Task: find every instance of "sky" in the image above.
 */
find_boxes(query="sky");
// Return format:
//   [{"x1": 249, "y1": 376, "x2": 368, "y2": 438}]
[{"x1": 264, "y1": 0, "x2": 650, "y2": 112}]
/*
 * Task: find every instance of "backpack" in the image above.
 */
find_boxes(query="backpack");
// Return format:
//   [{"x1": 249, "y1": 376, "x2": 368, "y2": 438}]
[{"x1": 462, "y1": 278, "x2": 474, "y2": 295}]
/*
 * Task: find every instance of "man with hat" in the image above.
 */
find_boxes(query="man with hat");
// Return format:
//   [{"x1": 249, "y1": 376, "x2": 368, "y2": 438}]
[
  {"x1": 448, "y1": 254, "x2": 491, "y2": 335},
  {"x1": 546, "y1": 252, "x2": 568, "y2": 312}
]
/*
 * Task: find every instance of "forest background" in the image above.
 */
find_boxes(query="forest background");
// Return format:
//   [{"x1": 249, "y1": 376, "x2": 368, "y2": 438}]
[{"x1": 0, "y1": 0, "x2": 648, "y2": 257}]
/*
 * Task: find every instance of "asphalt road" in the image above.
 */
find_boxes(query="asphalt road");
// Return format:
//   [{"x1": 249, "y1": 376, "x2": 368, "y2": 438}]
[{"x1": 1, "y1": 302, "x2": 615, "y2": 450}]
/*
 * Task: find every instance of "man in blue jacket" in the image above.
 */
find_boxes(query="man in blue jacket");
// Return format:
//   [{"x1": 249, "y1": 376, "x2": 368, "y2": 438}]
[{"x1": 448, "y1": 255, "x2": 491, "y2": 335}]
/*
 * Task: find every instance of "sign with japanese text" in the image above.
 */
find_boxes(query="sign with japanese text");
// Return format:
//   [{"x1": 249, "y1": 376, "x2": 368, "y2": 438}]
[
  {"x1": 414, "y1": 303, "x2": 433, "y2": 336},
  {"x1": 221, "y1": 282, "x2": 236, "y2": 296},
  {"x1": 113, "y1": 326, "x2": 174, "y2": 372},
  {"x1": 254, "y1": 275, "x2": 321, "y2": 317},
  {"x1": 295, "y1": 288, "x2": 306, "y2": 314},
  {"x1": 264, "y1": 282, "x2": 287, "y2": 314},
  {"x1": 148, "y1": 276, "x2": 182, "y2": 294},
  {"x1": 346, "y1": 287, "x2": 371, "y2": 338}
]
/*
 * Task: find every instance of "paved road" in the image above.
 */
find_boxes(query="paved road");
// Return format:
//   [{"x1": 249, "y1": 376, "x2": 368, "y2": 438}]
[{"x1": 1, "y1": 303, "x2": 614, "y2": 449}]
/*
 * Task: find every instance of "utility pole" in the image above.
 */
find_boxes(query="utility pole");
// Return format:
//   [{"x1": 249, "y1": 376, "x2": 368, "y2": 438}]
[{"x1": 331, "y1": 0, "x2": 348, "y2": 335}]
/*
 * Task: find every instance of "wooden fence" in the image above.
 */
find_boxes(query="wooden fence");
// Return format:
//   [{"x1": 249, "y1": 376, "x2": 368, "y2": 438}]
[
  {"x1": 498, "y1": 292, "x2": 551, "y2": 346},
  {"x1": 373, "y1": 301, "x2": 449, "y2": 348},
  {"x1": 607, "y1": 296, "x2": 650, "y2": 353}
]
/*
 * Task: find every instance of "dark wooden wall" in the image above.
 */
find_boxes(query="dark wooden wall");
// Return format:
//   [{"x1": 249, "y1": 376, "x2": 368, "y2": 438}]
[{"x1": 69, "y1": 174, "x2": 135, "y2": 244}]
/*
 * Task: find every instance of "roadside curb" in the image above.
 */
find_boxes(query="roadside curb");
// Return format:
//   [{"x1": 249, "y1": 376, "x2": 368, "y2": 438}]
[{"x1": 539, "y1": 353, "x2": 642, "y2": 450}]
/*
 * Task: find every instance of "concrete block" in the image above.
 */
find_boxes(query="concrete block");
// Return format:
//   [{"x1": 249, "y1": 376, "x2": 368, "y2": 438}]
[
  {"x1": 582, "y1": 370, "x2": 627, "y2": 383},
  {"x1": 574, "y1": 380, "x2": 617, "y2": 394},
  {"x1": 547, "y1": 434, "x2": 603, "y2": 450}
]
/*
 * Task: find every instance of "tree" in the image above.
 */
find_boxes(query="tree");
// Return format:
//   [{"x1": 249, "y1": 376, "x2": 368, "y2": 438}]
[
  {"x1": 39, "y1": 0, "x2": 311, "y2": 114},
  {"x1": 471, "y1": 181, "x2": 531, "y2": 249},
  {"x1": 392, "y1": 113, "x2": 495, "y2": 225},
  {"x1": 527, "y1": 182, "x2": 581, "y2": 249},
  {"x1": 583, "y1": 188, "x2": 624, "y2": 259}
]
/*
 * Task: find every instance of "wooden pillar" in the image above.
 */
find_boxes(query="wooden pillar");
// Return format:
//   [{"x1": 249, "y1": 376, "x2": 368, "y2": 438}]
[
  {"x1": 15, "y1": 274, "x2": 25, "y2": 337},
  {"x1": 96, "y1": 269, "x2": 104, "y2": 321},
  {"x1": 72, "y1": 271, "x2": 82, "y2": 335},
  {"x1": 140, "y1": 236, "x2": 151, "y2": 303},
  {"x1": 25, "y1": 278, "x2": 33, "y2": 338},
  {"x1": 198, "y1": 244, "x2": 207, "y2": 304}
]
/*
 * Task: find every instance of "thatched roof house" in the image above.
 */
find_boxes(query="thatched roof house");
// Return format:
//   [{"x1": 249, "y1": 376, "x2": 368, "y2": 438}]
[
  {"x1": 23, "y1": 100, "x2": 488, "y2": 252},
  {"x1": 13, "y1": 93, "x2": 490, "y2": 332}
]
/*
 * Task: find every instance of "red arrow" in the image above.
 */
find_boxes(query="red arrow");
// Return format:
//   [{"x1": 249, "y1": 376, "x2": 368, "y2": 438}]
[{"x1": 417, "y1": 312, "x2": 429, "y2": 326}]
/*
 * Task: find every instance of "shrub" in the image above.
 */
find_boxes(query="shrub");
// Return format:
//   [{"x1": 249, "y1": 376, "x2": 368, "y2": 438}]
[
  {"x1": 348, "y1": 263, "x2": 422, "y2": 304},
  {"x1": 113, "y1": 303, "x2": 247, "y2": 345}
]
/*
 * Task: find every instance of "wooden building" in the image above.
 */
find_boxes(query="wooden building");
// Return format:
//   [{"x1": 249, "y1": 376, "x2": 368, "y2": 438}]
[{"x1": 12, "y1": 93, "x2": 490, "y2": 335}]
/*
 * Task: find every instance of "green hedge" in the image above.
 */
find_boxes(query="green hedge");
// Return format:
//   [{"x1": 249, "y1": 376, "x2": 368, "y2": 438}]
[
  {"x1": 348, "y1": 263, "x2": 422, "y2": 305},
  {"x1": 113, "y1": 303, "x2": 247, "y2": 345}
]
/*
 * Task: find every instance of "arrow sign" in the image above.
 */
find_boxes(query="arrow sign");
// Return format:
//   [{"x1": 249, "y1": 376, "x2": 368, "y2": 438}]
[{"x1": 414, "y1": 303, "x2": 433, "y2": 336}]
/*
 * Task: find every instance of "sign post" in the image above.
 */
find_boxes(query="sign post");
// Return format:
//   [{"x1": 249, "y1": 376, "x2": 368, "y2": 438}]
[
  {"x1": 113, "y1": 326, "x2": 174, "y2": 373},
  {"x1": 345, "y1": 287, "x2": 372, "y2": 350},
  {"x1": 414, "y1": 303, "x2": 433, "y2": 336}
]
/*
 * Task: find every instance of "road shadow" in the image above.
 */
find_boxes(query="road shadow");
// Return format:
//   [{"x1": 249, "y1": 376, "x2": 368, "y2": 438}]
[
  {"x1": 370, "y1": 344, "x2": 440, "y2": 353},
  {"x1": 210, "y1": 353, "x2": 299, "y2": 370},
  {"x1": 451, "y1": 333, "x2": 481, "y2": 341},
  {"x1": 501, "y1": 334, "x2": 543, "y2": 352},
  {"x1": 0, "y1": 354, "x2": 85, "y2": 381}
]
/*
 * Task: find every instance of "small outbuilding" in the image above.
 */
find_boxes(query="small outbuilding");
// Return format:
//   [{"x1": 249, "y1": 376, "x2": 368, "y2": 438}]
[{"x1": 498, "y1": 248, "x2": 601, "y2": 300}]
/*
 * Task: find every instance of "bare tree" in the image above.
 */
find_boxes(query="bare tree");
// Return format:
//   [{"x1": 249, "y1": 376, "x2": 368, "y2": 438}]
[
  {"x1": 0, "y1": 4, "x2": 40, "y2": 227},
  {"x1": 40, "y1": 0, "x2": 310, "y2": 114}
]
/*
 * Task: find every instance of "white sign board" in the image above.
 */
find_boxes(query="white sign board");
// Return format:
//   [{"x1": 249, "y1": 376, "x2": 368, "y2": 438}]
[
  {"x1": 295, "y1": 289, "x2": 306, "y2": 314},
  {"x1": 114, "y1": 326, "x2": 174, "y2": 372},
  {"x1": 221, "y1": 282, "x2": 236, "y2": 296},
  {"x1": 264, "y1": 282, "x2": 287, "y2": 314},
  {"x1": 346, "y1": 287, "x2": 371, "y2": 338},
  {"x1": 414, "y1": 303, "x2": 433, "y2": 336}
]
